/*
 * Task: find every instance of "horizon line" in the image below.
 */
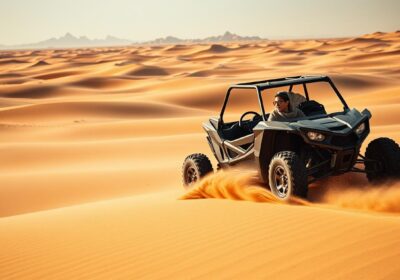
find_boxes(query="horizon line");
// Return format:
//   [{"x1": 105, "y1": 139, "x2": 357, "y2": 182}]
[{"x1": 1, "y1": 28, "x2": 399, "y2": 47}]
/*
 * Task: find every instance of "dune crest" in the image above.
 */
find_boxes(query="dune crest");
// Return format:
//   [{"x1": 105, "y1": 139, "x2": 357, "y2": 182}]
[
  {"x1": 126, "y1": 65, "x2": 169, "y2": 76},
  {"x1": 31, "y1": 60, "x2": 50, "y2": 67}
]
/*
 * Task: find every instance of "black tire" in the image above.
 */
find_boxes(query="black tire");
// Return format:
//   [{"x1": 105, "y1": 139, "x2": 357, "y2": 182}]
[
  {"x1": 365, "y1": 137, "x2": 400, "y2": 182},
  {"x1": 182, "y1": 153, "x2": 213, "y2": 188},
  {"x1": 268, "y1": 151, "x2": 308, "y2": 199}
]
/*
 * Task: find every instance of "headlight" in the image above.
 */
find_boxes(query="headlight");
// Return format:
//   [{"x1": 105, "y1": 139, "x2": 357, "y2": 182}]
[
  {"x1": 355, "y1": 123, "x2": 365, "y2": 135},
  {"x1": 307, "y1": 131, "x2": 325, "y2": 141}
]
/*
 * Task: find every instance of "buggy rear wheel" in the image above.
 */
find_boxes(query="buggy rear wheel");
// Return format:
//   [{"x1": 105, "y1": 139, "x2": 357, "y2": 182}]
[
  {"x1": 182, "y1": 153, "x2": 213, "y2": 188},
  {"x1": 365, "y1": 137, "x2": 400, "y2": 183},
  {"x1": 268, "y1": 151, "x2": 308, "y2": 200}
]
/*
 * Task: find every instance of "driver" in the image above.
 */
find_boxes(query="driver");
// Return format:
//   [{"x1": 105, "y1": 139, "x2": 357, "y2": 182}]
[{"x1": 268, "y1": 91, "x2": 305, "y2": 121}]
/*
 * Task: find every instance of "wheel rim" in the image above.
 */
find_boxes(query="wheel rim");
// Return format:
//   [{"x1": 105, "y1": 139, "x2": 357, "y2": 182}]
[
  {"x1": 186, "y1": 167, "x2": 198, "y2": 185},
  {"x1": 273, "y1": 166, "x2": 289, "y2": 198}
]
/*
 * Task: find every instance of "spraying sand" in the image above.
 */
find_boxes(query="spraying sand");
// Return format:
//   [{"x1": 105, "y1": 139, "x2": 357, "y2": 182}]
[{"x1": 182, "y1": 170, "x2": 400, "y2": 214}]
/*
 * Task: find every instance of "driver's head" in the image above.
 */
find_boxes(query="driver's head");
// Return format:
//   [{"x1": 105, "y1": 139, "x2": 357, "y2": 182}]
[{"x1": 273, "y1": 91, "x2": 290, "y2": 113}]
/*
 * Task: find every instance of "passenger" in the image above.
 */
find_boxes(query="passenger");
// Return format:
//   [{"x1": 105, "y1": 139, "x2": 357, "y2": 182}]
[{"x1": 268, "y1": 91, "x2": 305, "y2": 121}]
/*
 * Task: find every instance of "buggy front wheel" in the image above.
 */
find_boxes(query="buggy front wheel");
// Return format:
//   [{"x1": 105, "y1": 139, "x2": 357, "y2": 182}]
[
  {"x1": 182, "y1": 153, "x2": 213, "y2": 188},
  {"x1": 268, "y1": 151, "x2": 308, "y2": 200}
]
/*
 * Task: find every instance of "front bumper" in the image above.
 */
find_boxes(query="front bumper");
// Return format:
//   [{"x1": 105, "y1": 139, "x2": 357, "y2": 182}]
[{"x1": 330, "y1": 148, "x2": 359, "y2": 173}]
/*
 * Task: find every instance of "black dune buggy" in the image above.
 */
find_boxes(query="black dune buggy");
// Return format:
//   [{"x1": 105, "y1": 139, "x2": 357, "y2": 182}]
[{"x1": 182, "y1": 75, "x2": 400, "y2": 200}]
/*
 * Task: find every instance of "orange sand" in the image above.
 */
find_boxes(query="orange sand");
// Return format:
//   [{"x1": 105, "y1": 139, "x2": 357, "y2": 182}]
[{"x1": 1, "y1": 31, "x2": 400, "y2": 279}]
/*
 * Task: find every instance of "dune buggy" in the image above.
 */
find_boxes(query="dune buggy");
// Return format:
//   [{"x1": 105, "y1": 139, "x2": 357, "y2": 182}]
[{"x1": 182, "y1": 75, "x2": 400, "y2": 200}]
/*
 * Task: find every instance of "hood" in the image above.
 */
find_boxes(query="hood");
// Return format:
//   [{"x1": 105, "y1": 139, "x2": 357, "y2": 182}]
[{"x1": 291, "y1": 108, "x2": 370, "y2": 134}]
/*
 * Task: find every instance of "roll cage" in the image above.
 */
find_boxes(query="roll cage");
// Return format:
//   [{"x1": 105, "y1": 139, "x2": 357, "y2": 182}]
[{"x1": 219, "y1": 75, "x2": 350, "y2": 124}]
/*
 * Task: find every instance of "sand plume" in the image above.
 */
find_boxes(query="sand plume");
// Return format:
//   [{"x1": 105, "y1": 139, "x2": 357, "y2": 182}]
[
  {"x1": 311, "y1": 174, "x2": 400, "y2": 213},
  {"x1": 182, "y1": 169, "x2": 400, "y2": 214},
  {"x1": 326, "y1": 184, "x2": 400, "y2": 213},
  {"x1": 181, "y1": 170, "x2": 309, "y2": 205}
]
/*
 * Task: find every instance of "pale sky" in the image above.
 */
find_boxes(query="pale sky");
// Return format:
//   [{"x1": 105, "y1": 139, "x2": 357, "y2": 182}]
[{"x1": 0, "y1": 0, "x2": 399, "y2": 45}]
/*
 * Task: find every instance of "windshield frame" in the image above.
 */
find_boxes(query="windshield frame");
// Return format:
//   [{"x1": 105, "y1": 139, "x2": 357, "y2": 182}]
[{"x1": 220, "y1": 77, "x2": 350, "y2": 124}]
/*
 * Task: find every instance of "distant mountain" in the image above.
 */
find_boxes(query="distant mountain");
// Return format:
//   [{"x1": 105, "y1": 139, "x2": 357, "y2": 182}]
[
  {"x1": 146, "y1": 31, "x2": 263, "y2": 45},
  {"x1": 149, "y1": 36, "x2": 184, "y2": 45},
  {"x1": 0, "y1": 31, "x2": 263, "y2": 50},
  {"x1": 0, "y1": 33, "x2": 133, "y2": 50},
  {"x1": 203, "y1": 31, "x2": 261, "y2": 42}
]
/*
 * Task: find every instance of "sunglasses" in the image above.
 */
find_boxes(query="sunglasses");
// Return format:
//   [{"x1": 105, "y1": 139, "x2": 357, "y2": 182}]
[{"x1": 273, "y1": 100, "x2": 287, "y2": 105}]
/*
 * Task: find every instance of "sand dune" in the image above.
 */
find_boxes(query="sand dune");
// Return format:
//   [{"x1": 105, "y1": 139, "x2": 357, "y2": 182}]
[
  {"x1": 0, "y1": 101, "x2": 208, "y2": 123},
  {"x1": 31, "y1": 60, "x2": 50, "y2": 67},
  {"x1": 0, "y1": 31, "x2": 400, "y2": 279},
  {"x1": 0, "y1": 59, "x2": 27, "y2": 65},
  {"x1": 202, "y1": 44, "x2": 232, "y2": 53},
  {"x1": 329, "y1": 74, "x2": 391, "y2": 90},
  {"x1": 126, "y1": 65, "x2": 170, "y2": 76},
  {"x1": 34, "y1": 70, "x2": 81, "y2": 80},
  {"x1": 1, "y1": 191, "x2": 400, "y2": 279},
  {"x1": 0, "y1": 85, "x2": 64, "y2": 98},
  {"x1": 70, "y1": 76, "x2": 136, "y2": 89}
]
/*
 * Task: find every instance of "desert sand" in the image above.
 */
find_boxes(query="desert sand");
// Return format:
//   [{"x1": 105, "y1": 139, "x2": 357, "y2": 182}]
[{"x1": 0, "y1": 31, "x2": 400, "y2": 279}]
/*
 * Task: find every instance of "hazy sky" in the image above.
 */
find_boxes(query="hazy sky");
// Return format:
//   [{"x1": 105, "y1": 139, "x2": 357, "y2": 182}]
[{"x1": 0, "y1": 0, "x2": 399, "y2": 45}]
